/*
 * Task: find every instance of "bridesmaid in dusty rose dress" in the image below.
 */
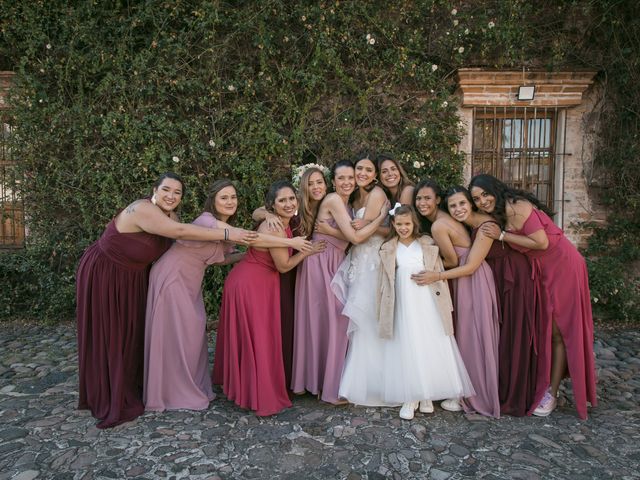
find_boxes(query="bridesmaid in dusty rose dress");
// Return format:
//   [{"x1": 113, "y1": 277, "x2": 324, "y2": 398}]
[
  {"x1": 472, "y1": 174, "x2": 597, "y2": 420},
  {"x1": 77, "y1": 173, "x2": 258, "y2": 429},
  {"x1": 144, "y1": 180, "x2": 241, "y2": 411},
  {"x1": 292, "y1": 160, "x2": 388, "y2": 404},
  {"x1": 413, "y1": 183, "x2": 500, "y2": 418},
  {"x1": 144, "y1": 180, "x2": 313, "y2": 412}
]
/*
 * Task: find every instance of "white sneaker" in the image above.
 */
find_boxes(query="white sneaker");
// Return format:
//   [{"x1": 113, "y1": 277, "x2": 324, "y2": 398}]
[
  {"x1": 399, "y1": 401, "x2": 419, "y2": 420},
  {"x1": 419, "y1": 400, "x2": 434, "y2": 413},
  {"x1": 441, "y1": 398, "x2": 462, "y2": 412},
  {"x1": 533, "y1": 391, "x2": 557, "y2": 417}
]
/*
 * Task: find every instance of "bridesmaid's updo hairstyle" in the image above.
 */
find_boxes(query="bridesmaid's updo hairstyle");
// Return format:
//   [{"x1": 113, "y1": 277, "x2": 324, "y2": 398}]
[
  {"x1": 469, "y1": 174, "x2": 553, "y2": 228},
  {"x1": 203, "y1": 178, "x2": 237, "y2": 223},
  {"x1": 412, "y1": 178, "x2": 443, "y2": 234},
  {"x1": 265, "y1": 179, "x2": 296, "y2": 213},
  {"x1": 153, "y1": 172, "x2": 186, "y2": 197}
]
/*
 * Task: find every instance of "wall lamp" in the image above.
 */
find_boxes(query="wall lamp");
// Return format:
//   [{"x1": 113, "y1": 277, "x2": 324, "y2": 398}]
[{"x1": 517, "y1": 85, "x2": 535, "y2": 101}]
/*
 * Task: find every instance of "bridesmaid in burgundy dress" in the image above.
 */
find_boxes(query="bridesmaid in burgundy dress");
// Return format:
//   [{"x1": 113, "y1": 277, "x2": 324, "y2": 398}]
[
  {"x1": 212, "y1": 180, "x2": 323, "y2": 416},
  {"x1": 76, "y1": 173, "x2": 258, "y2": 429},
  {"x1": 419, "y1": 185, "x2": 545, "y2": 416},
  {"x1": 472, "y1": 174, "x2": 597, "y2": 420}
]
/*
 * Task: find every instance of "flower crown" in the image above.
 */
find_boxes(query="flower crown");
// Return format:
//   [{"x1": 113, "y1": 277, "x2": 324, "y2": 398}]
[{"x1": 291, "y1": 163, "x2": 331, "y2": 190}]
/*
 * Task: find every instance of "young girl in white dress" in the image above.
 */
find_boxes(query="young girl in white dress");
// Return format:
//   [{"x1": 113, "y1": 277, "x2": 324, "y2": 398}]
[{"x1": 378, "y1": 205, "x2": 475, "y2": 419}]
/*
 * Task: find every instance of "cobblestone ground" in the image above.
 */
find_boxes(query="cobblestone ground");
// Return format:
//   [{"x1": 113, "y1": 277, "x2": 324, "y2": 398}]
[{"x1": 0, "y1": 322, "x2": 639, "y2": 480}]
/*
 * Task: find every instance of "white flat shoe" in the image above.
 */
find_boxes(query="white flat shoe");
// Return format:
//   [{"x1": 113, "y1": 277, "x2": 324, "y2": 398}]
[
  {"x1": 419, "y1": 399, "x2": 434, "y2": 413},
  {"x1": 399, "y1": 401, "x2": 419, "y2": 420},
  {"x1": 441, "y1": 398, "x2": 462, "y2": 412}
]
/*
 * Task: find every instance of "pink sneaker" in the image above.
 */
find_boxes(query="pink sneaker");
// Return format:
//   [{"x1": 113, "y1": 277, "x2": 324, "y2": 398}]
[{"x1": 533, "y1": 391, "x2": 557, "y2": 417}]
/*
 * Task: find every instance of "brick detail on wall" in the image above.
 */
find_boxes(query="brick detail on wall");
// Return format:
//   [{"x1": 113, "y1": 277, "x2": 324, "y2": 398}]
[{"x1": 456, "y1": 69, "x2": 597, "y2": 108}]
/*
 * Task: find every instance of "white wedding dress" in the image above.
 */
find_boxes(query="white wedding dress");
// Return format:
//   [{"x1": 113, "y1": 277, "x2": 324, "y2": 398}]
[
  {"x1": 331, "y1": 207, "x2": 392, "y2": 406},
  {"x1": 380, "y1": 240, "x2": 475, "y2": 403}
]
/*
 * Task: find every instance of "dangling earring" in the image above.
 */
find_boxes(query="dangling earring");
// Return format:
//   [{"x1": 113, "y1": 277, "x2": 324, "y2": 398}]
[{"x1": 151, "y1": 194, "x2": 157, "y2": 205}]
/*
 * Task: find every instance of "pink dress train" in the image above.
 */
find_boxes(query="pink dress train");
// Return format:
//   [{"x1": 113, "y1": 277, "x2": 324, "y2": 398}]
[
  {"x1": 510, "y1": 209, "x2": 597, "y2": 419},
  {"x1": 451, "y1": 246, "x2": 501, "y2": 418},
  {"x1": 291, "y1": 223, "x2": 350, "y2": 403},
  {"x1": 212, "y1": 248, "x2": 291, "y2": 416},
  {"x1": 144, "y1": 213, "x2": 230, "y2": 411}
]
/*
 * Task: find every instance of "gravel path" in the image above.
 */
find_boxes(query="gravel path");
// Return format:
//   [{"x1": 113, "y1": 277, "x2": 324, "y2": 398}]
[{"x1": 0, "y1": 322, "x2": 638, "y2": 479}]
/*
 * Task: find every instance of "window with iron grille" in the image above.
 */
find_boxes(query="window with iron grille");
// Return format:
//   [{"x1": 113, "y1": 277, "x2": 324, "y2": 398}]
[
  {"x1": 1, "y1": 113, "x2": 24, "y2": 248},
  {"x1": 471, "y1": 106, "x2": 561, "y2": 210}
]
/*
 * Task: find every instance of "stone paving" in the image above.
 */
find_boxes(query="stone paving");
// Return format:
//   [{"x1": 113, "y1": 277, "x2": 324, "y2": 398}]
[{"x1": 0, "y1": 321, "x2": 639, "y2": 480}]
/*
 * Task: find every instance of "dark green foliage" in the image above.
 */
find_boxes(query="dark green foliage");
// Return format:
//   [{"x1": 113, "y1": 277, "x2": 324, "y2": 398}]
[{"x1": 0, "y1": 0, "x2": 638, "y2": 321}]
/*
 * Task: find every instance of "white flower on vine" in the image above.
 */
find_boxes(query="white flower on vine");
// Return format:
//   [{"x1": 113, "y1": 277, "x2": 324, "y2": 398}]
[
  {"x1": 419, "y1": 127, "x2": 427, "y2": 138},
  {"x1": 413, "y1": 161, "x2": 421, "y2": 168},
  {"x1": 488, "y1": 21, "x2": 495, "y2": 29},
  {"x1": 451, "y1": 8, "x2": 457, "y2": 15},
  {"x1": 227, "y1": 85, "x2": 236, "y2": 92},
  {"x1": 172, "y1": 156, "x2": 180, "y2": 163},
  {"x1": 46, "y1": 44, "x2": 52, "y2": 50},
  {"x1": 458, "y1": 46, "x2": 465, "y2": 53},
  {"x1": 209, "y1": 140, "x2": 216, "y2": 147},
  {"x1": 453, "y1": 20, "x2": 459, "y2": 26},
  {"x1": 442, "y1": 101, "x2": 449, "y2": 108},
  {"x1": 431, "y1": 64, "x2": 438, "y2": 72}
]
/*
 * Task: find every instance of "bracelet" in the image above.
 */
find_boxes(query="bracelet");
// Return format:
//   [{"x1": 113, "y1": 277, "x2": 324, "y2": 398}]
[
  {"x1": 498, "y1": 230, "x2": 506, "y2": 241},
  {"x1": 224, "y1": 228, "x2": 229, "y2": 241}
]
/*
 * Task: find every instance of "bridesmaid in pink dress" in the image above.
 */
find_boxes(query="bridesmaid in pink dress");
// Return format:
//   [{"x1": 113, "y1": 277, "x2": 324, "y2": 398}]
[
  {"x1": 144, "y1": 180, "x2": 242, "y2": 411},
  {"x1": 212, "y1": 180, "x2": 323, "y2": 416},
  {"x1": 472, "y1": 174, "x2": 597, "y2": 420},
  {"x1": 413, "y1": 182, "x2": 500, "y2": 418},
  {"x1": 77, "y1": 173, "x2": 259, "y2": 429},
  {"x1": 292, "y1": 160, "x2": 388, "y2": 404}
]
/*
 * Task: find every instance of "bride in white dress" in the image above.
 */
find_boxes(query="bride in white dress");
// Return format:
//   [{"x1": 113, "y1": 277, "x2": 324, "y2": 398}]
[{"x1": 331, "y1": 154, "x2": 392, "y2": 406}]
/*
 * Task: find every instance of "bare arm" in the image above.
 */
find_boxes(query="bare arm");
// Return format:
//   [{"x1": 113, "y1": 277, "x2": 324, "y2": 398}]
[
  {"x1": 431, "y1": 222, "x2": 459, "y2": 268},
  {"x1": 328, "y1": 196, "x2": 387, "y2": 244},
  {"x1": 398, "y1": 185, "x2": 415, "y2": 205},
  {"x1": 413, "y1": 231, "x2": 493, "y2": 285},
  {"x1": 252, "y1": 206, "x2": 284, "y2": 232},
  {"x1": 117, "y1": 200, "x2": 257, "y2": 244},
  {"x1": 480, "y1": 201, "x2": 549, "y2": 250},
  {"x1": 260, "y1": 224, "x2": 321, "y2": 273}
]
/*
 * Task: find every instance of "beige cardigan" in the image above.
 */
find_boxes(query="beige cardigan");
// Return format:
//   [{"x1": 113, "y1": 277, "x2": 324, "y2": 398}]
[{"x1": 377, "y1": 235, "x2": 454, "y2": 339}]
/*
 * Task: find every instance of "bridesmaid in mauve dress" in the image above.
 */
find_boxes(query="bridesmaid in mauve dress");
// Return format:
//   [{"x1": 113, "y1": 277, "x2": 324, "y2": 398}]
[
  {"x1": 212, "y1": 180, "x2": 322, "y2": 416},
  {"x1": 413, "y1": 185, "x2": 500, "y2": 418},
  {"x1": 472, "y1": 174, "x2": 596, "y2": 420},
  {"x1": 77, "y1": 173, "x2": 257, "y2": 429},
  {"x1": 292, "y1": 160, "x2": 387, "y2": 403},
  {"x1": 143, "y1": 180, "x2": 242, "y2": 411}
]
